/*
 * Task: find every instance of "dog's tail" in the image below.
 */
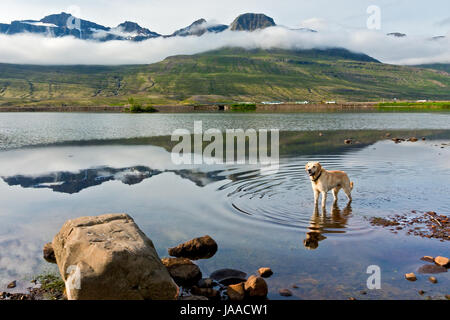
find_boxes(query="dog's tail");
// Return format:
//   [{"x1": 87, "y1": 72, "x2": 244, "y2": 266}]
[{"x1": 350, "y1": 182, "x2": 354, "y2": 191}]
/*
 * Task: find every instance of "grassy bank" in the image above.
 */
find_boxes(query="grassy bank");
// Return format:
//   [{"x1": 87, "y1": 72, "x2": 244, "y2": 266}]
[{"x1": 376, "y1": 101, "x2": 450, "y2": 112}]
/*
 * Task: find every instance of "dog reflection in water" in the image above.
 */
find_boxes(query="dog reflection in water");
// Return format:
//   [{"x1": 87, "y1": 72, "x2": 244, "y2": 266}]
[{"x1": 303, "y1": 202, "x2": 352, "y2": 250}]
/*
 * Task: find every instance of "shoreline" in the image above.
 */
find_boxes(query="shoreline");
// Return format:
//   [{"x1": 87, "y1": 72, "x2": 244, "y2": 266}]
[{"x1": 0, "y1": 103, "x2": 382, "y2": 113}]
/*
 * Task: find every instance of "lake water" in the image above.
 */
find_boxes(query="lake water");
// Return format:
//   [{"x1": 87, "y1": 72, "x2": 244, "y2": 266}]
[{"x1": 0, "y1": 112, "x2": 449, "y2": 300}]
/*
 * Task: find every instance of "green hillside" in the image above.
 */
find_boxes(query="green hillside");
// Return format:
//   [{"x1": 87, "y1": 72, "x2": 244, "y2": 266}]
[{"x1": 0, "y1": 48, "x2": 449, "y2": 107}]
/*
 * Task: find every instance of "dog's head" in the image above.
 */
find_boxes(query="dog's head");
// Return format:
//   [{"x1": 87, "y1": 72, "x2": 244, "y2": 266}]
[{"x1": 305, "y1": 161, "x2": 321, "y2": 177}]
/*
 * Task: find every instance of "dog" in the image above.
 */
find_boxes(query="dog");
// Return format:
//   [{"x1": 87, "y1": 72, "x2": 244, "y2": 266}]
[{"x1": 305, "y1": 161, "x2": 353, "y2": 208}]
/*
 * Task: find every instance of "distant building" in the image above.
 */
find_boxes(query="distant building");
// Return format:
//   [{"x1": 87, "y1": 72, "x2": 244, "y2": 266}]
[
  {"x1": 325, "y1": 101, "x2": 336, "y2": 104},
  {"x1": 295, "y1": 101, "x2": 309, "y2": 104},
  {"x1": 261, "y1": 101, "x2": 283, "y2": 105}
]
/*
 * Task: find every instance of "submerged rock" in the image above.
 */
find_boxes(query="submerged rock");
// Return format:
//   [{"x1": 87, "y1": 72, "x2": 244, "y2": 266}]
[
  {"x1": 52, "y1": 213, "x2": 179, "y2": 300},
  {"x1": 161, "y1": 257, "x2": 202, "y2": 287},
  {"x1": 418, "y1": 264, "x2": 447, "y2": 274},
  {"x1": 43, "y1": 242, "x2": 56, "y2": 264},
  {"x1": 244, "y1": 276, "x2": 268, "y2": 298},
  {"x1": 279, "y1": 288, "x2": 293, "y2": 297},
  {"x1": 7, "y1": 281, "x2": 16, "y2": 289},
  {"x1": 168, "y1": 235, "x2": 218, "y2": 260},
  {"x1": 210, "y1": 268, "x2": 247, "y2": 285}
]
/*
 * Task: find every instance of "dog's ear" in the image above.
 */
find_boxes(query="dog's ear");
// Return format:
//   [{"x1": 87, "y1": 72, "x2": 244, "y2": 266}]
[
  {"x1": 305, "y1": 162, "x2": 310, "y2": 170},
  {"x1": 316, "y1": 162, "x2": 322, "y2": 171}
]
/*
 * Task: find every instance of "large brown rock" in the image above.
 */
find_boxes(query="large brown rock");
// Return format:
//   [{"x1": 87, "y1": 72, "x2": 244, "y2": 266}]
[
  {"x1": 244, "y1": 275, "x2": 268, "y2": 298},
  {"x1": 227, "y1": 282, "x2": 245, "y2": 301},
  {"x1": 434, "y1": 256, "x2": 450, "y2": 267},
  {"x1": 161, "y1": 257, "x2": 202, "y2": 287},
  {"x1": 168, "y1": 235, "x2": 218, "y2": 260},
  {"x1": 43, "y1": 242, "x2": 56, "y2": 264},
  {"x1": 52, "y1": 213, "x2": 179, "y2": 300}
]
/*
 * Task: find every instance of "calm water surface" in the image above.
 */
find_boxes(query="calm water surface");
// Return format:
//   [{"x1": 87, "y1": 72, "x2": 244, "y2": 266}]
[{"x1": 0, "y1": 112, "x2": 449, "y2": 300}]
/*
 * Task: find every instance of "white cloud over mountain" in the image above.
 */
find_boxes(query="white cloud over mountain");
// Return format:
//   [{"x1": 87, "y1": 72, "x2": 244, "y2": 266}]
[{"x1": 0, "y1": 26, "x2": 448, "y2": 66}]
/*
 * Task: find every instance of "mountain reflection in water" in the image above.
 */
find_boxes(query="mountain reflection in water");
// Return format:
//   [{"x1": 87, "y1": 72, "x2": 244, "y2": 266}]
[{"x1": 2, "y1": 166, "x2": 227, "y2": 194}]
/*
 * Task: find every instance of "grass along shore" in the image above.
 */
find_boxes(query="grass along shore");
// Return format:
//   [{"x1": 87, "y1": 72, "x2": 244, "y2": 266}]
[{"x1": 0, "y1": 101, "x2": 450, "y2": 113}]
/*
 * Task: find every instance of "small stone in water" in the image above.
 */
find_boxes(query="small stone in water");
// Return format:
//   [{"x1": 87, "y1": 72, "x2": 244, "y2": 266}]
[
  {"x1": 258, "y1": 267, "x2": 273, "y2": 278},
  {"x1": 405, "y1": 273, "x2": 417, "y2": 281},
  {"x1": 428, "y1": 276, "x2": 438, "y2": 284},
  {"x1": 420, "y1": 256, "x2": 434, "y2": 263}
]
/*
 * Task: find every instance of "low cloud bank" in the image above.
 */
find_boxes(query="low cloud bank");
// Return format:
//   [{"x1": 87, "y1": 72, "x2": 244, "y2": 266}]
[{"x1": 0, "y1": 27, "x2": 449, "y2": 65}]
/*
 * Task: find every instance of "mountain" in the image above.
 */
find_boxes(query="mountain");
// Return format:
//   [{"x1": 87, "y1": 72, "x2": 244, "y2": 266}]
[
  {"x1": 0, "y1": 12, "x2": 278, "y2": 40},
  {"x1": 0, "y1": 12, "x2": 160, "y2": 41},
  {"x1": 0, "y1": 47, "x2": 448, "y2": 107},
  {"x1": 115, "y1": 21, "x2": 160, "y2": 40},
  {"x1": 230, "y1": 13, "x2": 276, "y2": 31},
  {"x1": 414, "y1": 63, "x2": 450, "y2": 73},
  {"x1": 171, "y1": 19, "x2": 228, "y2": 37}
]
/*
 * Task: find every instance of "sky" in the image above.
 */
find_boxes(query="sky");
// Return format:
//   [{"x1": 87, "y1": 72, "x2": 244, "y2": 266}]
[
  {"x1": 0, "y1": 0, "x2": 449, "y2": 36},
  {"x1": 0, "y1": 0, "x2": 448, "y2": 65}
]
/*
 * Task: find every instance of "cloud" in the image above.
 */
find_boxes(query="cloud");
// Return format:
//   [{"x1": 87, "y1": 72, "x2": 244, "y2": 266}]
[
  {"x1": 298, "y1": 18, "x2": 329, "y2": 31},
  {"x1": 436, "y1": 17, "x2": 450, "y2": 27},
  {"x1": 0, "y1": 27, "x2": 449, "y2": 66}
]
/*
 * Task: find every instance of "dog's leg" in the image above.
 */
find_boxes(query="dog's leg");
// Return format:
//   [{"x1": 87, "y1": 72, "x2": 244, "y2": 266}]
[
  {"x1": 343, "y1": 186, "x2": 352, "y2": 203},
  {"x1": 321, "y1": 191, "x2": 327, "y2": 208},
  {"x1": 313, "y1": 189, "x2": 320, "y2": 207},
  {"x1": 332, "y1": 187, "x2": 341, "y2": 203}
]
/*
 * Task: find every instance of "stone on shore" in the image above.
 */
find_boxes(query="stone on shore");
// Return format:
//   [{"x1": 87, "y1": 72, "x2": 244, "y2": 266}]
[
  {"x1": 43, "y1": 242, "x2": 56, "y2": 264},
  {"x1": 52, "y1": 213, "x2": 179, "y2": 300},
  {"x1": 168, "y1": 235, "x2": 218, "y2": 260},
  {"x1": 161, "y1": 257, "x2": 202, "y2": 287},
  {"x1": 244, "y1": 275, "x2": 268, "y2": 298},
  {"x1": 227, "y1": 282, "x2": 245, "y2": 301},
  {"x1": 258, "y1": 267, "x2": 273, "y2": 278},
  {"x1": 405, "y1": 273, "x2": 417, "y2": 281},
  {"x1": 434, "y1": 256, "x2": 449, "y2": 267}
]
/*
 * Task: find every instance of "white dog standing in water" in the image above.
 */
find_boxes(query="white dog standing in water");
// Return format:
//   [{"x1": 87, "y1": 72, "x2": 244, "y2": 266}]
[{"x1": 305, "y1": 161, "x2": 353, "y2": 208}]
